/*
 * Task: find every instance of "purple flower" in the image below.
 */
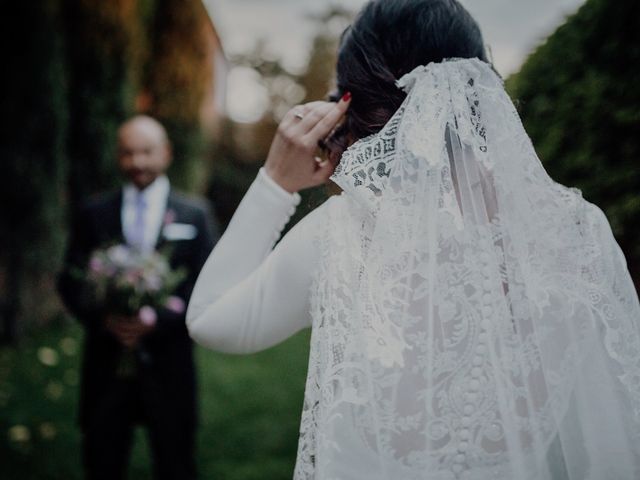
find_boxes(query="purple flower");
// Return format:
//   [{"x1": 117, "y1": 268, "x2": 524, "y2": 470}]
[
  {"x1": 89, "y1": 256, "x2": 105, "y2": 274},
  {"x1": 165, "y1": 296, "x2": 185, "y2": 314},
  {"x1": 163, "y1": 209, "x2": 176, "y2": 226},
  {"x1": 138, "y1": 306, "x2": 157, "y2": 327},
  {"x1": 123, "y1": 270, "x2": 141, "y2": 286}
]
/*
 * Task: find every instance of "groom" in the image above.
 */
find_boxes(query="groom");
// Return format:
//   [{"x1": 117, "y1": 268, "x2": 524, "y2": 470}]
[{"x1": 58, "y1": 115, "x2": 218, "y2": 480}]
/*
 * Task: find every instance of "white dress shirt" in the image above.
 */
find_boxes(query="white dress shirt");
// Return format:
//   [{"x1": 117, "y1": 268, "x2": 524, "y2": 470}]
[{"x1": 121, "y1": 175, "x2": 170, "y2": 252}]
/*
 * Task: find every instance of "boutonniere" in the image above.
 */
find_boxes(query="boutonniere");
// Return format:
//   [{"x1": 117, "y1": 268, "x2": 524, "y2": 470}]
[
  {"x1": 162, "y1": 207, "x2": 197, "y2": 240},
  {"x1": 163, "y1": 209, "x2": 177, "y2": 226}
]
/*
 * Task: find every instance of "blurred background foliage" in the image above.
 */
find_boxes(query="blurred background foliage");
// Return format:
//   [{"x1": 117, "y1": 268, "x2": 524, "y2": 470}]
[
  {"x1": 507, "y1": 0, "x2": 640, "y2": 286},
  {"x1": 0, "y1": 0, "x2": 216, "y2": 341},
  {"x1": 207, "y1": 6, "x2": 352, "y2": 227},
  {"x1": 0, "y1": 0, "x2": 639, "y2": 478},
  {"x1": 0, "y1": 0, "x2": 69, "y2": 341}
]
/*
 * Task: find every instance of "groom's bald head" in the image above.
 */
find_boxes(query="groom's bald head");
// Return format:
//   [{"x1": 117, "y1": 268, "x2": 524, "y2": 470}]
[{"x1": 117, "y1": 115, "x2": 172, "y2": 190}]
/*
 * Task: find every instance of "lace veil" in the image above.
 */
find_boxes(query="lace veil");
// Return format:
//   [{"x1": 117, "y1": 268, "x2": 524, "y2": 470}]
[{"x1": 296, "y1": 58, "x2": 640, "y2": 479}]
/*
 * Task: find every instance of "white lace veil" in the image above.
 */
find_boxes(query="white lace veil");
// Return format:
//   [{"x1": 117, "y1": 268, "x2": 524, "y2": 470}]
[{"x1": 296, "y1": 58, "x2": 640, "y2": 479}]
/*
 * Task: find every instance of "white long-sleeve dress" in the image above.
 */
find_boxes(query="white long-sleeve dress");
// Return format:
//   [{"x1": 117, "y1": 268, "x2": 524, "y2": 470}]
[
  {"x1": 188, "y1": 168, "x2": 409, "y2": 479},
  {"x1": 187, "y1": 167, "x2": 327, "y2": 354},
  {"x1": 188, "y1": 58, "x2": 640, "y2": 480}
]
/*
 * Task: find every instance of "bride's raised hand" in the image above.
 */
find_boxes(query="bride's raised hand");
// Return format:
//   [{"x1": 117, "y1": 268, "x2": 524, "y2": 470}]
[{"x1": 264, "y1": 93, "x2": 351, "y2": 193}]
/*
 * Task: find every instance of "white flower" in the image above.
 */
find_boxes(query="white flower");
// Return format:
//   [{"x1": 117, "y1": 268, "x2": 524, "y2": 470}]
[{"x1": 107, "y1": 244, "x2": 132, "y2": 267}]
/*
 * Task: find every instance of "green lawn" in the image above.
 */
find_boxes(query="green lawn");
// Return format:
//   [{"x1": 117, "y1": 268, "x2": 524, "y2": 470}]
[{"x1": 0, "y1": 320, "x2": 310, "y2": 479}]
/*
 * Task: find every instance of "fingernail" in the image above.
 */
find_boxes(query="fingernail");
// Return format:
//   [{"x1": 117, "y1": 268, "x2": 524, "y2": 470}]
[{"x1": 341, "y1": 91, "x2": 352, "y2": 102}]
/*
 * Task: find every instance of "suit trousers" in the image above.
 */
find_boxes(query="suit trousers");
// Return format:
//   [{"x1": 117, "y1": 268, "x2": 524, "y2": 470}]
[{"x1": 81, "y1": 371, "x2": 196, "y2": 480}]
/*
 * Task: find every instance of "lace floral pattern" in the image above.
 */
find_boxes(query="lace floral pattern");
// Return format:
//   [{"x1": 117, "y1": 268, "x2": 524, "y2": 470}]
[{"x1": 294, "y1": 59, "x2": 640, "y2": 479}]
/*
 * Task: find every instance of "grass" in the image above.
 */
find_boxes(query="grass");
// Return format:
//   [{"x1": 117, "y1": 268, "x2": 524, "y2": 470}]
[{"x1": 0, "y1": 320, "x2": 310, "y2": 479}]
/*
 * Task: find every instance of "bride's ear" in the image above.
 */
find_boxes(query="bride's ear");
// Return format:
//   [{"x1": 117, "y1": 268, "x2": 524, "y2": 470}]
[
  {"x1": 322, "y1": 121, "x2": 353, "y2": 166},
  {"x1": 328, "y1": 148, "x2": 343, "y2": 167}
]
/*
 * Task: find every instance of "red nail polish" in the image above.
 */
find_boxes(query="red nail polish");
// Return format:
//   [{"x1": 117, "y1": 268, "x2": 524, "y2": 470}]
[{"x1": 341, "y1": 91, "x2": 352, "y2": 102}]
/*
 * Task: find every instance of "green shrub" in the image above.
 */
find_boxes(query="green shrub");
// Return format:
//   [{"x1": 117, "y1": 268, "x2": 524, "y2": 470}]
[{"x1": 507, "y1": 0, "x2": 640, "y2": 283}]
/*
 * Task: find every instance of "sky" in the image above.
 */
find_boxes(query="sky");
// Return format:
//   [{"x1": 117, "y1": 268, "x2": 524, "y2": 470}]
[{"x1": 203, "y1": 0, "x2": 586, "y2": 122}]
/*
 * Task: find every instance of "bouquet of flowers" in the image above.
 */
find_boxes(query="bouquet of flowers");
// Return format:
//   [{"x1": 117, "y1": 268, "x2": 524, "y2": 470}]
[
  {"x1": 81, "y1": 244, "x2": 187, "y2": 376},
  {"x1": 86, "y1": 244, "x2": 186, "y2": 316}
]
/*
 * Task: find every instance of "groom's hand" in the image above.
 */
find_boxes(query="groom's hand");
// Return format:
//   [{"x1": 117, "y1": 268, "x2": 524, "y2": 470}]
[
  {"x1": 264, "y1": 93, "x2": 351, "y2": 193},
  {"x1": 105, "y1": 314, "x2": 155, "y2": 348}
]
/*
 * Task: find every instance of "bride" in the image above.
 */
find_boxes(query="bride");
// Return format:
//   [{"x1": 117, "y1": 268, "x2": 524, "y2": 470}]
[{"x1": 187, "y1": 0, "x2": 640, "y2": 478}]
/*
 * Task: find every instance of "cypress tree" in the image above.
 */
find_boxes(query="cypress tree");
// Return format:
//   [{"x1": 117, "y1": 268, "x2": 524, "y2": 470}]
[
  {"x1": 64, "y1": 0, "x2": 143, "y2": 205},
  {"x1": 143, "y1": 0, "x2": 213, "y2": 191},
  {"x1": 0, "y1": 0, "x2": 68, "y2": 340}
]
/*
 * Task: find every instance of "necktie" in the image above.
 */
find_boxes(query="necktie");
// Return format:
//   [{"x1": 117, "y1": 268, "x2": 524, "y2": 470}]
[{"x1": 130, "y1": 192, "x2": 147, "y2": 250}]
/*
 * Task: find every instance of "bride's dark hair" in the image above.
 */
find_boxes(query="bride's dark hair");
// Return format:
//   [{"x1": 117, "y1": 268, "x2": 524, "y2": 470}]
[{"x1": 326, "y1": 0, "x2": 488, "y2": 157}]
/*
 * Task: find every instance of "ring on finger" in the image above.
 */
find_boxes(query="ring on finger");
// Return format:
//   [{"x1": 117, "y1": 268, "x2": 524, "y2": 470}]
[
  {"x1": 314, "y1": 156, "x2": 330, "y2": 168},
  {"x1": 294, "y1": 110, "x2": 305, "y2": 120}
]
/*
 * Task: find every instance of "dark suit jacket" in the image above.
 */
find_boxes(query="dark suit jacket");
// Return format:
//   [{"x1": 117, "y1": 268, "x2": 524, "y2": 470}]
[{"x1": 58, "y1": 188, "x2": 218, "y2": 427}]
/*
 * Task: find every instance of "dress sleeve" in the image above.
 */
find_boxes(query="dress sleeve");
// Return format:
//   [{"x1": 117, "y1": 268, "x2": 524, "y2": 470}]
[{"x1": 186, "y1": 168, "x2": 326, "y2": 354}]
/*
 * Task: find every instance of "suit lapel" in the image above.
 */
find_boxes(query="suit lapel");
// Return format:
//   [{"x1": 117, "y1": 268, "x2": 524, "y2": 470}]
[{"x1": 104, "y1": 191, "x2": 125, "y2": 245}]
